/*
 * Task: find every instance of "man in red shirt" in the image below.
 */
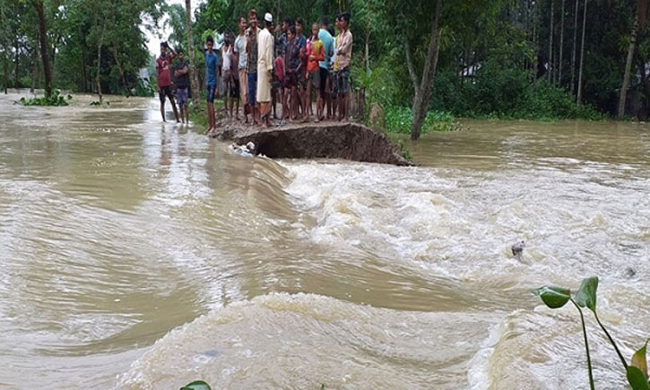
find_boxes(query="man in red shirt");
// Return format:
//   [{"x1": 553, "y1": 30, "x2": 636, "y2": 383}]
[{"x1": 156, "y1": 42, "x2": 180, "y2": 123}]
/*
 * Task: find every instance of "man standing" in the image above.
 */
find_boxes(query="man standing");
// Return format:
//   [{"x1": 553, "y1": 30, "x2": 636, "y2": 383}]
[
  {"x1": 222, "y1": 32, "x2": 238, "y2": 120},
  {"x1": 295, "y1": 17, "x2": 308, "y2": 117},
  {"x1": 257, "y1": 13, "x2": 275, "y2": 127},
  {"x1": 318, "y1": 17, "x2": 334, "y2": 121},
  {"x1": 336, "y1": 12, "x2": 353, "y2": 122},
  {"x1": 246, "y1": 10, "x2": 261, "y2": 126},
  {"x1": 156, "y1": 42, "x2": 180, "y2": 123},
  {"x1": 173, "y1": 49, "x2": 189, "y2": 124},
  {"x1": 234, "y1": 16, "x2": 248, "y2": 122},
  {"x1": 205, "y1": 36, "x2": 220, "y2": 135}
]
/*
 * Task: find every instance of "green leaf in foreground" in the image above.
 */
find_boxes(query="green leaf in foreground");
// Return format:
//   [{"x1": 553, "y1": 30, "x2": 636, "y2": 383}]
[
  {"x1": 180, "y1": 380, "x2": 211, "y2": 390},
  {"x1": 627, "y1": 366, "x2": 650, "y2": 390},
  {"x1": 631, "y1": 339, "x2": 650, "y2": 380},
  {"x1": 574, "y1": 277, "x2": 599, "y2": 312},
  {"x1": 532, "y1": 286, "x2": 571, "y2": 309}
]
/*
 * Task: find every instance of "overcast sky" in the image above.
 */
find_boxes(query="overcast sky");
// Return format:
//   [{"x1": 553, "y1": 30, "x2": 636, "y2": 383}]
[{"x1": 143, "y1": 0, "x2": 203, "y2": 56}]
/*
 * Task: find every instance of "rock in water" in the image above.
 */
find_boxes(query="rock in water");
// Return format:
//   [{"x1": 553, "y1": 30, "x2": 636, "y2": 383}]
[
  {"x1": 626, "y1": 267, "x2": 637, "y2": 278},
  {"x1": 511, "y1": 241, "x2": 525, "y2": 260}
]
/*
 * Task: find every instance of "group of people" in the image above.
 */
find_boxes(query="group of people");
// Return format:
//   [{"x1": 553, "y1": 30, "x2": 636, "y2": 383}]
[{"x1": 155, "y1": 9, "x2": 353, "y2": 132}]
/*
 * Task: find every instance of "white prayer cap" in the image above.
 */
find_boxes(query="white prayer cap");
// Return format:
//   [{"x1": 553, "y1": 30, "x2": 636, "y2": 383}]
[{"x1": 264, "y1": 13, "x2": 273, "y2": 23}]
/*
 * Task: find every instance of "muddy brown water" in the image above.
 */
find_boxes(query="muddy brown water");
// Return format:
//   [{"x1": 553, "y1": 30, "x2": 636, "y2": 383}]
[{"x1": 0, "y1": 92, "x2": 649, "y2": 389}]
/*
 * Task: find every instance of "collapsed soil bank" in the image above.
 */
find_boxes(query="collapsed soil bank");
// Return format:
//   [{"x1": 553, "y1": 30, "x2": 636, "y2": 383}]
[{"x1": 212, "y1": 121, "x2": 413, "y2": 166}]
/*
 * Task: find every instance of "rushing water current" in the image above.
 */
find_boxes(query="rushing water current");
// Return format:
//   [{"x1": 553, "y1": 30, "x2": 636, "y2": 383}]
[{"x1": 0, "y1": 92, "x2": 649, "y2": 390}]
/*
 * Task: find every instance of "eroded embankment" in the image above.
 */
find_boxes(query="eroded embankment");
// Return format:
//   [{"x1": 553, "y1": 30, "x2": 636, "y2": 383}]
[{"x1": 212, "y1": 120, "x2": 413, "y2": 166}]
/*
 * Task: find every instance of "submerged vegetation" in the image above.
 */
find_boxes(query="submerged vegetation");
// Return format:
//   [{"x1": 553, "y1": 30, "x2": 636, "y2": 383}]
[
  {"x1": 18, "y1": 90, "x2": 70, "y2": 106},
  {"x1": 533, "y1": 277, "x2": 650, "y2": 390}
]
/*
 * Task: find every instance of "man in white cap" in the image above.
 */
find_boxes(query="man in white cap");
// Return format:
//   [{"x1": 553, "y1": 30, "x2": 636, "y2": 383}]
[{"x1": 257, "y1": 12, "x2": 275, "y2": 127}]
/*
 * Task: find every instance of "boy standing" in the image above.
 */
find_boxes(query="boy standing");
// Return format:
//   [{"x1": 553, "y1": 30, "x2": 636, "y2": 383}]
[
  {"x1": 306, "y1": 22, "x2": 325, "y2": 122},
  {"x1": 234, "y1": 17, "x2": 248, "y2": 121},
  {"x1": 222, "y1": 32, "x2": 239, "y2": 120},
  {"x1": 318, "y1": 17, "x2": 334, "y2": 120},
  {"x1": 173, "y1": 49, "x2": 189, "y2": 124},
  {"x1": 156, "y1": 42, "x2": 180, "y2": 123},
  {"x1": 246, "y1": 10, "x2": 261, "y2": 126},
  {"x1": 205, "y1": 36, "x2": 221, "y2": 135},
  {"x1": 295, "y1": 18, "x2": 308, "y2": 117},
  {"x1": 336, "y1": 12, "x2": 353, "y2": 122}
]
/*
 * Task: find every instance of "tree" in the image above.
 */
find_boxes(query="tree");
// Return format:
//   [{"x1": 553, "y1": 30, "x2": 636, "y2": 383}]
[
  {"x1": 577, "y1": 0, "x2": 587, "y2": 104},
  {"x1": 549, "y1": 0, "x2": 554, "y2": 81},
  {"x1": 31, "y1": 0, "x2": 52, "y2": 97},
  {"x1": 618, "y1": 0, "x2": 648, "y2": 118},
  {"x1": 185, "y1": 0, "x2": 201, "y2": 108},
  {"x1": 570, "y1": 0, "x2": 579, "y2": 93},
  {"x1": 406, "y1": 0, "x2": 443, "y2": 140},
  {"x1": 558, "y1": 0, "x2": 565, "y2": 85}
]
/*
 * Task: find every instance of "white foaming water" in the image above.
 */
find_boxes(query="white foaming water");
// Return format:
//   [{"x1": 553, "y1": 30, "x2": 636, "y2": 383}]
[{"x1": 282, "y1": 160, "x2": 650, "y2": 287}]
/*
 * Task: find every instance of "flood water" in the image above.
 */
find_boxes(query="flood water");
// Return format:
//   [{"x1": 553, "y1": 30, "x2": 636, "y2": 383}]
[{"x1": 0, "y1": 91, "x2": 649, "y2": 390}]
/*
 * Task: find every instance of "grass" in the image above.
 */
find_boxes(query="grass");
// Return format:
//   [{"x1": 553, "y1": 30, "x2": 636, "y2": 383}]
[{"x1": 384, "y1": 106, "x2": 463, "y2": 134}]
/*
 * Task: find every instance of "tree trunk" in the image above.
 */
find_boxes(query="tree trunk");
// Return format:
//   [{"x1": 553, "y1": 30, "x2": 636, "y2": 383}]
[
  {"x1": 365, "y1": 21, "x2": 371, "y2": 73},
  {"x1": 558, "y1": 0, "x2": 565, "y2": 86},
  {"x1": 577, "y1": 0, "x2": 587, "y2": 105},
  {"x1": 32, "y1": 0, "x2": 52, "y2": 98},
  {"x1": 96, "y1": 23, "x2": 106, "y2": 103},
  {"x1": 30, "y1": 49, "x2": 38, "y2": 93},
  {"x1": 14, "y1": 40, "x2": 20, "y2": 88},
  {"x1": 407, "y1": 0, "x2": 443, "y2": 141},
  {"x1": 618, "y1": 15, "x2": 639, "y2": 118},
  {"x1": 570, "y1": 0, "x2": 579, "y2": 93},
  {"x1": 112, "y1": 45, "x2": 129, "y2": 96},
  {"x1": 636, "y1": 52, "x2": 650, "y2": 118},
  {"x1": 548, "y1": 0, "x2": 554, "y2": 81},
  {"x1": 185, "y1": 0, "x2": 201, "y2": 108},
  {"x1": 3, "y1": 52, "x2": 8, "y2": 94},
  {"x1": 79, "y1": 27, "x2": 88, "y2": 92}
]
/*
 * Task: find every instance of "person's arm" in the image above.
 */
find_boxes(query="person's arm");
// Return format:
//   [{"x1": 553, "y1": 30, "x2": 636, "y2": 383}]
[
  {"x1": 296, "y1": 47, "x2": 305, "y2": 72},
  {"x1": 167, "y1": 46, "x2": 177, "y2": 61},
  {"x1": 180, "y1": 65, "x2": 188, "y2": 75}
]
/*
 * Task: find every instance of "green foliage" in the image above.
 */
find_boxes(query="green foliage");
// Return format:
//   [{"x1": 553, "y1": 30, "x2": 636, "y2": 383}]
[
  {"x1": 18, "y1": 90, "x2": 69, "y2": 106},
  {"x1": 181, "y1": 381, "x2": 211, "y2": 390},
  {"x1": 532, "y1": 286, "x2": 571, "y2": 309},
  {"x1": 433, "y1": 61, "x2": 604, "y2": 120},
  {"x1": 385, "y1": 106, "x2": 458, "y2": 134},
  {"x1": 533, "y1": 277, "x2": 650, "y2": 390},
  {"x1": 574, "y1": 277, "x2": 598, "y2": 312}
]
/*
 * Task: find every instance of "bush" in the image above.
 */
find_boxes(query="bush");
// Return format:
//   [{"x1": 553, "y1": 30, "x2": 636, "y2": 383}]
[
  {"x1": 431, "y1": 59, "x2": 603, "y2": 120},
  {"x1": 18, "y1": 90, "x2": 70, "y2": 106},
  {"x1": 385, "y1": 106, "x2": 459, "y2": 134}
]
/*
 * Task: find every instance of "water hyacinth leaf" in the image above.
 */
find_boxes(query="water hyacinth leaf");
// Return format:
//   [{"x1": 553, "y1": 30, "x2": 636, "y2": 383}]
[
  {"x1": 627, "y1": 366, "x2": 650, "y2": 390},
  {"x1": 575, "y1": 277, "x2": 598, "y2": 312},
  {"x1": 631, "y1": 339, "x2": 650, "y2": 379},
  {"x1": 532, "y1": 286, "x2": 571, "y2": 309},
  {"x1": 180, "y1": 381, "x2": 211, "y2": 390}
]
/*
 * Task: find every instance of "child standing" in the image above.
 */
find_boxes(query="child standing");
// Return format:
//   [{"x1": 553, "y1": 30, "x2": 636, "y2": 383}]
[
  {"x1": 205, "y1": 36, "x2": 221, "y2": 135},
  {"x1": 306, "y1": 23, "x2": 325, "y2": 122}
]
